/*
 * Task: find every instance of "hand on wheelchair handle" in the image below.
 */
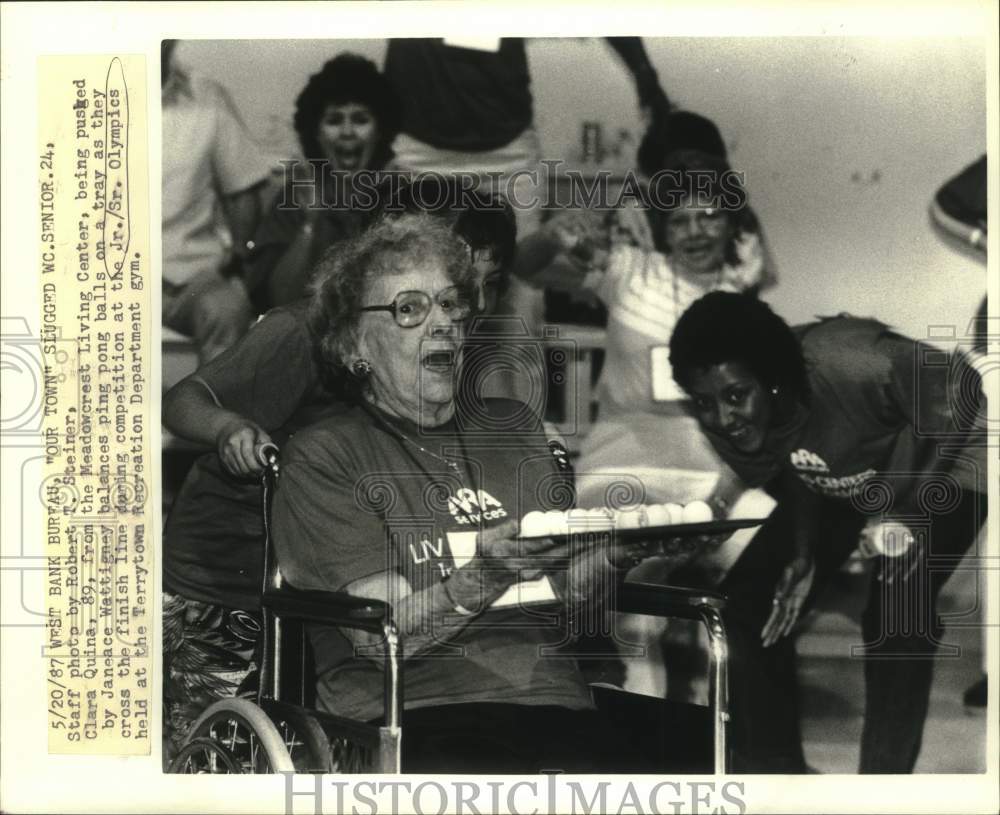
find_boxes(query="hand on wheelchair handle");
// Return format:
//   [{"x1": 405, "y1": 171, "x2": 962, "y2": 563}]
[{"x1": 216, "y1": 418, "x2": 275, "y2": 477}]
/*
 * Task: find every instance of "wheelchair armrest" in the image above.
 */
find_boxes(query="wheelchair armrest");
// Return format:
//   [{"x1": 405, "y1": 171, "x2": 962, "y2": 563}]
[
  {"x1": 262, "y1": 584, "x2": 392, "y2": 634},
  {"x1": 618, "y1": 581, "x2": 726, "y2": 622}
]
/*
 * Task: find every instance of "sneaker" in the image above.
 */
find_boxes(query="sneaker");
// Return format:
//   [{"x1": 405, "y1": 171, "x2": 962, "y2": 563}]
[{"x1": 963, "y1": 675, "x2": 987, "y2": 708}]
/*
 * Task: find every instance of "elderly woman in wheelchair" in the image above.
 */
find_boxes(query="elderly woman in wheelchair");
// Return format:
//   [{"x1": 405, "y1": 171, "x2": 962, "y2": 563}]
[{"x1": 169, "y1": 213, "x2": 731, "y2": 774}]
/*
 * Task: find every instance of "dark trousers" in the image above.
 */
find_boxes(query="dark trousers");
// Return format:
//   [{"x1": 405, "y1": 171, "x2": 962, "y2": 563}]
[
  {"x1": 719, "y1": 489, "x2": 987, "y2": 773},
  {"x1": 399, "y1": 698, "x2": 682, "y2": 774}
]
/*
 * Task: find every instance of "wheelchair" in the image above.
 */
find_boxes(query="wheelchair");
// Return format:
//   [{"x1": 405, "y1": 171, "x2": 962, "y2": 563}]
[{"x1": 169, "y1": 449, "x2": 736, "y2": 775}]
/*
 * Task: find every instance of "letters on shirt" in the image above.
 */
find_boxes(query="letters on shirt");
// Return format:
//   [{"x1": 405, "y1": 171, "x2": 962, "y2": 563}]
[{"x1": 790, "y1": 448, "x2": 877, "y2": 499}]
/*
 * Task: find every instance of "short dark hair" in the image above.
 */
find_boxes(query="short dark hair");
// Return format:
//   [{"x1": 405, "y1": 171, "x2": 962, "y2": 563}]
[
  {"x1": 455, "y1": 190, "x2": 517, "y2": 271},
  {"x1": 365, "y1": 175, "x2": 518, "y2": 271},
  {"x1": 638, "y1": 109, "x2": 727, "y2": 178},
  {"x1": 669, "y1": 291, "x2": 809, "y2": 398},
  {"x1": 308, "y1": 214, "x2": 471, "y2": 398},
  {"x1": 293, "y1": 54, "x2": 401, "y2": 166}
]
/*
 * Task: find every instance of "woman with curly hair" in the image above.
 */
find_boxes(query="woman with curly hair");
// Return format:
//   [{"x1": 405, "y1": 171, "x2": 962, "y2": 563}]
[
  {"x1": 669, "y1": 290, "x2": 987, "y2": 773},
  {"x1": 245, "y1": 53, "x2": 402, "y2": 309}
]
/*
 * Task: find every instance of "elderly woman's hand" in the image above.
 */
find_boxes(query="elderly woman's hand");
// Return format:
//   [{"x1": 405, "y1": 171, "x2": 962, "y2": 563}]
[
  {"x1": 477, "y1": 519, "x2": 566, "y2": 582},
  {"x1": 444, "y1": 520, "x2": 566, "y2": 612},
  {"x1": 215, "y1": 418, "x2": 275, "y2": 477}
]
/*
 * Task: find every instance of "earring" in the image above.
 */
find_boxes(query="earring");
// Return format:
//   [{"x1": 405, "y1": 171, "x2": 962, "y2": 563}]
[
  {"x1": 770, "y1": 386, "x2": 779, "y2": 396},
  {"x1": 351, "y1": 358, "x2": 373, "y2": 378}
]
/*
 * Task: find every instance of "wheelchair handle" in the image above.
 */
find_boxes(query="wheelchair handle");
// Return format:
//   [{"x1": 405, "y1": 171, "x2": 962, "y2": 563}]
[{"x1": 256, "y1": 442, "x2": 280, "y2": 469}]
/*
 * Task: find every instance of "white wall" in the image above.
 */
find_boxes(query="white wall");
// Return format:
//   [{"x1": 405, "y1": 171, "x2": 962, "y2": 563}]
[{"x1": 178, "y1": 36, "x2": 988, "y2": 343}]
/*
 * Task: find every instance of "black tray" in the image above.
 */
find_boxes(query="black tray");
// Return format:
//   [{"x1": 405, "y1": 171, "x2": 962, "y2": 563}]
[{"x1": 517, "y1": 518, "x2": 768, "y2": 544}]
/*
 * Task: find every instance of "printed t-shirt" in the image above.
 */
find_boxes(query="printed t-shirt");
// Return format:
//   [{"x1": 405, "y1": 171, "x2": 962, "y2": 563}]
[
  {"x1": 273, "y1": 399, "x2": 593, "y2": 722},
  {"x1": 706, "y1": 317, "x2": 987, "y2": 514},
  {"x1": 163, "y1": 301, "x2": 338, "y2": 609},
  {"x1": 384, "y1": 38, "x2": 532, "y2": 151}
]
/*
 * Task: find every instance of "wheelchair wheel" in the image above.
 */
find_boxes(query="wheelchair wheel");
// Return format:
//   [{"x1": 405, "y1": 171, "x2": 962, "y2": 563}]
[
  {"x1": 169, "y1": 737, "x2": 244, "y2": 774},
  {"x1": 170, "y1": 698, "x2": 294, "y2": 773},
  {"x1": 270, "y1": 709, "x2": 333, "y2": 773}
]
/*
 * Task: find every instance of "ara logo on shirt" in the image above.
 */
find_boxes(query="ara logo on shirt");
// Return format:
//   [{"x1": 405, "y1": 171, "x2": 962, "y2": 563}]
[
  {"x1": 447, "y1": 488, "x2": 509, "y2": 525},
  {"x1": 790, "y1": 448, "x2": 829, "y2": 473}
]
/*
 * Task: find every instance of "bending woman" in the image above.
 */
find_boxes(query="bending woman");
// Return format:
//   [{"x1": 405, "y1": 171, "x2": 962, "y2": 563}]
[
  {"x1": 271, "y1": 214, "x2": 661, "y2": 773},
  {"x1": 669, "y1": 291, "x2": 988, "y2": 773}
]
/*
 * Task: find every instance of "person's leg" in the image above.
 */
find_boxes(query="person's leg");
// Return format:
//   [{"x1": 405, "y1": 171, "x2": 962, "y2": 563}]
[
  {"x1": 717, "y1": 501, "x2": 807, "y2": 772},
  {"x1": 162, "y1": 593, "x2": 260, "y2": 769},
  {"x1": 856, "y1": 490, "x2": 987, "y2": 773},
  {"x1": 401, "y1": 703, "x2": 538, "y2": 774},
  {"x1": 719, "y1": 499, "x2": 863, "y2": 772},
  {"x1": 400, "y1": 702, "x2": 656, "y2": 774},
  {"x1": 163, "y1": 267, "x2": 253, "y2": 363}
]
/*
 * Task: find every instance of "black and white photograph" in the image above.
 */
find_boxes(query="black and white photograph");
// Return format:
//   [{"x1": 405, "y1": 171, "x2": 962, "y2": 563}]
[
  {"x1": 159, "y1": 31, "x2": 990, "y2": 777},
  {"x1": 1, "y1": 2, "x2": 997, "y2": 814}
]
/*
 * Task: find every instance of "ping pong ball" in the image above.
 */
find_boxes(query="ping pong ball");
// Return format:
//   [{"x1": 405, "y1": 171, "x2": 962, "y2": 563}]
[
  {"x1": 664, "y1": 503, "x2": 685, "y2": 525},
  {"x1": 587, "y1": 508, "x2": 615, "y2": 530},
  {"x1": 616, "y1": 508, "x2": 645, "y2": 529},
  {"x1": 681, "y1": 500, "x2": 713, "y2": 524},
  {"x1": 520, "y1": 511, "x2": 549, "y2": 537},
  {"x1": 644, "y1": 504, "x2": 672, "y2": 527},
  {"x1": 544, "y1": 510, "x2": 569, "y2": 535}
]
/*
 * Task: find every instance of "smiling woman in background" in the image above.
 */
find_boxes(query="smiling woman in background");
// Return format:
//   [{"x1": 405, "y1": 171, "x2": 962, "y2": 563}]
[{"x1": 245, "y1": 53, "x2": 401, "y2": 309}]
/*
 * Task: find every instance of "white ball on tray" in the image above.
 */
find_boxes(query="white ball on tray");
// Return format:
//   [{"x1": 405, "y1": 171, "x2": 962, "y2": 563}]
[
  {"x1": 644, "y1": 504, "x2": 672, "y2": 527},
  {"x1": 544, "y1": 510, "x2": 570, "y2": 536},
  {"x1": 662, "y1": 503, "x2": 685, "y2": 525},
  {"x1": 680, "y1": 500, "x2": 713, "y2": 524},
  {"x1": 615, "y1": 508, "x2": 646, "y2": 529},
  {"x1": 519, "y1": 510, "x2": 550, "y2": 538},
  {"x1": 586, "y1": 507, "x2": 615, "y2": 530}
]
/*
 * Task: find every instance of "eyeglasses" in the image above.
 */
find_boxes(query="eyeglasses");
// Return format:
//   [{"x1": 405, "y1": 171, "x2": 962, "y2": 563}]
[{"x1": 360, "y1": 286, "x2": 473, "y2": 328}]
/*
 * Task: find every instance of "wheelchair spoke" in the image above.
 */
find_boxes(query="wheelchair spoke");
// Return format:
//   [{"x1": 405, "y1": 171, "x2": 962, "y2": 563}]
[{"x1": 169, "y1": 737, "x2": 243, "y2": 774}]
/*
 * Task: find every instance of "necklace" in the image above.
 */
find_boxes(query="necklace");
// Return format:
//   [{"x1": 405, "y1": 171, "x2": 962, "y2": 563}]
[
  {"x1": 392, "y1": 428, "x2": 460, "y2": 473},
  {"x1": 365, "y1": 403, "x2": 461, "y2": 473}
]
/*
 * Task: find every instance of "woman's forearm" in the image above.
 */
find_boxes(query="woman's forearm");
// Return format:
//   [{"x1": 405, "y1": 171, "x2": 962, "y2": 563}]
[
  {"x1": 266, "y1": 223, "x2": 318, "y2": 306},
  {"x1": 347, "y1": 561, "x2": 519, "y2": 663},
  {"x1": 162, "y1": 377, "x2": 251, "y2": 448},
  {"x1": 510, "y1": 230, "x2": 566, "y2": 286},
  {"x1": 781, "y1": 470, "x2": 822, "y2": 561}
]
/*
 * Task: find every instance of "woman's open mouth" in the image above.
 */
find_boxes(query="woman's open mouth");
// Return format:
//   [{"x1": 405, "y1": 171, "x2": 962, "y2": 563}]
[
  {"x1": 333, "y1": 144, "x2": 367, "y2": 170},
  {"x1": 680, "y1": 243, "x2": 715, "y2": 261},
  {"x1": 421, "y1": 350, "x2": 456, "y2": 374}
]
